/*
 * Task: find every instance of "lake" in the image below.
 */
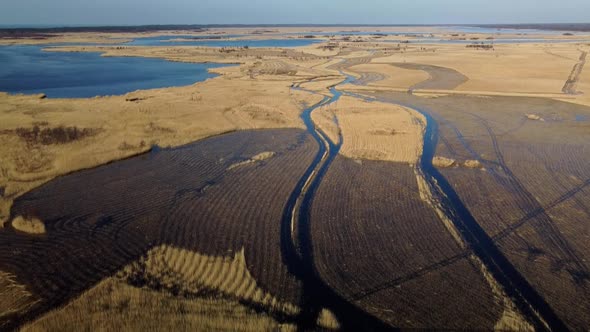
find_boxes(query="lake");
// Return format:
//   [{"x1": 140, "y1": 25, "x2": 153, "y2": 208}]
[{"x1": 0, "y1": 45, "x2": 230, "y2": 98}]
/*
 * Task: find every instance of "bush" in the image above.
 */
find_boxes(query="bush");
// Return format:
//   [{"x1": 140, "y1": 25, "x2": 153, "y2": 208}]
[{"x1": 15, "y1": 125, "x2": 98, "y2": 145}]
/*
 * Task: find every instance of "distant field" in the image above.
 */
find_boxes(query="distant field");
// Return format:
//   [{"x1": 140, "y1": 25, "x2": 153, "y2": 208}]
[{"x1": 477, "y1": 24, "x2": 590, "y2": 32}]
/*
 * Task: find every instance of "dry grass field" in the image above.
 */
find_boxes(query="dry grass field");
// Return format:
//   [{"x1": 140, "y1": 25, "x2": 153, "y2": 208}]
[
  {"x1": 19, "y1": 242, "x2": 346, "y2": 332},
  {"x1": 374, "y1": 43, "x2": 584, "y2": 94},
  {"x1": 0, "y1": 129, "x2": 319, "y2": 329},
  {"x1": 22, "y1": 254, "x2": 297, "y2": 332},
  {"x1": 312, "y1": 95, "x2": 425, "y2": 163},
  {"x1": 23, "y1": 283, "x2": 290, "y2": 331},
  {"x1": 309, "y1": 156, "x2": 507, "y2": 329},
  {"x1": 366, "y1": 90, "x2": 590, "y2": 330}
]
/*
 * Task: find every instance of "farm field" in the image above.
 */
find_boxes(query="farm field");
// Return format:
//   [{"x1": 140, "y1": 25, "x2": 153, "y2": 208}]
[{"x1": 1, "y1": 23, "x2": 590, "y2": 331}]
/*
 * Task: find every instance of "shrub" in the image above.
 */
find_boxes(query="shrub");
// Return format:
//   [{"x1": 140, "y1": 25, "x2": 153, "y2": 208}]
[{"x1": 15, "y1": 125, "x2": 98, "y2": 145}]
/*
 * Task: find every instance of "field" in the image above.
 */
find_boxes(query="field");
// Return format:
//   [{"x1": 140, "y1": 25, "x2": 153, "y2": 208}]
[
  {"x1": 312, "y1": 95, "x2": 425, "y2": 163},
  {"x1": 0, "y1": 129, "x2": 325, "y2": 329},
  {"x1": 367, "y1": 90, "x2": 590, "y2": 330},
  {"x1": 310, "y1": 156, "x2": 511, "y2": 329},
  {"x1": 1, "y1": 25, "x2": 590, "y2": 330}
]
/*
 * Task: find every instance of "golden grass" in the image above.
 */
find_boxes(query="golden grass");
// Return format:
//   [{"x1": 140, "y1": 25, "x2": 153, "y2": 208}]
[
  {"x1": 310, "y1": 105, "x2": 340, "y2": 145},
  {"x1": 227, "y1": 151, "x2": 275, "y2": 170},
  {"x1": 317, "y1": 308, "x2": 340, "y2": 330},
  {"x1": 567, "y1": 45, "x2": 590, "y2": 106},
  {"x1": 0, "y1": 271, "x2": 39, "y2": 320},
  {"x1": 298, "y1": 77, "x2": 345, "y2": 95},
  {"x1": 475, "y1": 254, "x2": 535, "y2": 332},
  {"x1": 21, "y1": 246, "x2": 343, "y2": 331},
  {"x1": 463, "y1": 160, "x2": 483, "y2": 169},
  {"x1": 376, "y1": 43, "x2": 582, "y2": 94},
  {"x1": 11, "y1": 215, "x2": 46, "y2": 234},
  {"x1": 433, "y1": 156, "x2": 457, "y2": 168},
  {"x1": 316, "y1": 95, "x2": 426, "y2": 163},
  {"x1": 119, "y1": 245, "x2": 299, "y2": 316},
  {"x1": 21, "y1": 278, "x2": 295, "y2": 332}
]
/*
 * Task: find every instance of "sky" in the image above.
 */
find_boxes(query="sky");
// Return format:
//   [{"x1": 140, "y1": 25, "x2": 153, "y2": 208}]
[{"x1": 1, "y1": 0, "x2": 589, "y2": 26}]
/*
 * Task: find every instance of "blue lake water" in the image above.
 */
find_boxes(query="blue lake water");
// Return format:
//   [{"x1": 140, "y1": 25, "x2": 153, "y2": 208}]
[
  {"x1": 0, "y1": 45, "x2": 230, "y2": 98},
  {"x1": 128, "y1": 35, "x2": 589, "y2": 46},
  {"x1": 125, "y1": 34, "x2": 245, "y2": 45}
]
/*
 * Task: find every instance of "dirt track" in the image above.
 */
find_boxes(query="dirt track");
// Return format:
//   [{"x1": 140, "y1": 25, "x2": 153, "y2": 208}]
[{"x1": 562, "y1": 51, "x2": 587, "y2": 94}]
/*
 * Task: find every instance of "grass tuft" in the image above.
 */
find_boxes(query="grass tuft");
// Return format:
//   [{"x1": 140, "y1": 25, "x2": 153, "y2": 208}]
[{"x1": 11, "y1": 215, "x2": 46, "y2": 234}]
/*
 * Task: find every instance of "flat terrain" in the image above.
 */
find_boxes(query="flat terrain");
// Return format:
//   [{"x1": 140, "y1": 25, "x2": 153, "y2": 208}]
[
  {"x1": 1, "y1": 129, "x2": 323, "y2": 329},
  {"x1": 367, "y1": 90, "x2": 590, "y2": 330},
  {"x1": 1, "y1": 26, "x2": 590, "y2": 330},
  {"x1": 310, "y1": 156, "x2": 508, "y2": 329},
  {"x1": 312, "y1": 95, "x2": 425, "y2": 163}
]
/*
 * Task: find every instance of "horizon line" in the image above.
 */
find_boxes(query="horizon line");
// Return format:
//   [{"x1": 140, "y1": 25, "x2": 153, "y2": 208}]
[{"x1": 2, "y1": 22, "x2": 590, "y2": 29}]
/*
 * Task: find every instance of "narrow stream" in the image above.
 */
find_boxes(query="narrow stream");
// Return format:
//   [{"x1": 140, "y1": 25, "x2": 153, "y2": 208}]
[{"x1": 282, "y1": 56, "x2": 569, "y2": 330}]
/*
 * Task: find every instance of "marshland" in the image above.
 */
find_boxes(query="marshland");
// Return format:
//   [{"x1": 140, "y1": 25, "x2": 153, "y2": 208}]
[{"x1": 1, "y1": 4, "x2": 590, "y2": 331}]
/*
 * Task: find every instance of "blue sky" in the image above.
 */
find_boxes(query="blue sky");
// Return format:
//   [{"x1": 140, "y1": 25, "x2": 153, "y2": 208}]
[{"x1": 1, "y1": 0, "x2": 588, "y2": 26}]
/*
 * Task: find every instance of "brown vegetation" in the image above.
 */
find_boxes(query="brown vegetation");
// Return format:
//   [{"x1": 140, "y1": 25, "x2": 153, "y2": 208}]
[
  {"x1": 0, "y1": 129, "x2": 318, "y2": 329},
  {"x1": 0, "y1": 271, "x2": 38, "y2": 326},
  {"x1": 15, "y1": 125, "x2": 99, "y2": 146},
  {"x1": 466, "y1": 43, "x2": 494, "y2": 50},
  {"x1": 310, "y1": 156, "x2": 504, "y2": 329},
  {"x1": 366, "y1": 90, "x2": 590, "y2": 330},
  {"x1": 228, "y1": 151, "x2": 275, "y2": 170},
  {"x1": 22, "y1": 278, "x2": 293, "y2": 332},
  {"x1": 315, "y1": 96, "x2": 425, "y2": 163},
  {"x1": 432, "y1": 156, "x2": 456, "y2": 168}
]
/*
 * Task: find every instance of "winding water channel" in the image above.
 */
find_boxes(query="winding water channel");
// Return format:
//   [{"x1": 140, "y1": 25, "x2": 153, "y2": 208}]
[
  {"x1": 280, "y1": 71, "x2": 395, "y2": 329},
  {"x1": 282, "y1": 58, "x2": 570, "y2": 330}
]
